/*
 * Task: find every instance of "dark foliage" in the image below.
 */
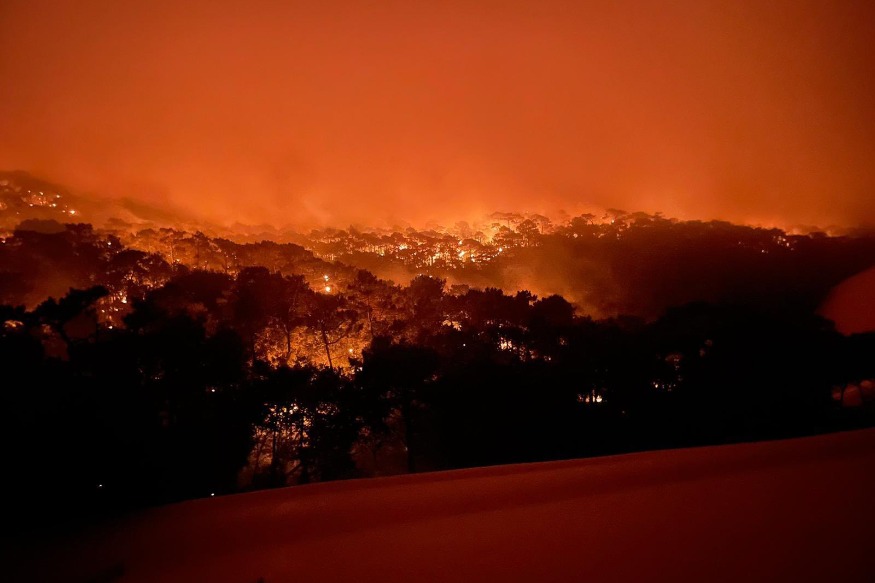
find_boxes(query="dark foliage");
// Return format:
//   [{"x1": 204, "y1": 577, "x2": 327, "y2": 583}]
[{"x1": 1, "y1": 213, "x2": 874, "y2": 535}]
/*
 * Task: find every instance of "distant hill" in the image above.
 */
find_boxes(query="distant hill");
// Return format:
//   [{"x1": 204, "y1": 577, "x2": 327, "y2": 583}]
[
  {"x1": 0, "y1": 170, "x2": 202, "y2": 232},
  {"x1": 0, "y1": 170, "x2": 83, "y2": 227}
]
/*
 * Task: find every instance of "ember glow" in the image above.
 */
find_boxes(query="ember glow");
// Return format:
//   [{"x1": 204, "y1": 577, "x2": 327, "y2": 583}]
[
  {"x1": 1, "y1": 1, "x2": 874, "y2": 229},
  {"x1": 4, "y1": 6, "x2": 875, "y2": 578}
]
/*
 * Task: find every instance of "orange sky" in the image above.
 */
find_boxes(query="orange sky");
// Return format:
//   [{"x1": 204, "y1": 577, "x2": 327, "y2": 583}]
[{"x1": 1, "y1": 0, "x2": 873, "y2": 229}]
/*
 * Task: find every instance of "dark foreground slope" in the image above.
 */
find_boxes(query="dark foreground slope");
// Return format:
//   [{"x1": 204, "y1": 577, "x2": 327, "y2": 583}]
[{"x1": 11, "y1": 429, "x2": 875, "y2": 582}]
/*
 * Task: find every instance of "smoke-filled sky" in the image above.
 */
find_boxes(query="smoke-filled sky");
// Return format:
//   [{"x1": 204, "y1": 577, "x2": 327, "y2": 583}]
[{"x1": 1, "y1": 0, "x2": 873, "y2": 228}]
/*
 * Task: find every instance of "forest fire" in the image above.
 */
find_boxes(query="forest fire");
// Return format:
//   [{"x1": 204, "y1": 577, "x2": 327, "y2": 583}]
[{"x1": 2, "y1": 1, "x2": 875, "y2": 580}]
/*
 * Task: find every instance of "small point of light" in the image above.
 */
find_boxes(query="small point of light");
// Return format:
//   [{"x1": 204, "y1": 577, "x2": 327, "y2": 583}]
[
  {"x1": 324, "y1": 286, "x2": 331, "y2": 292},
  {"x1": 210, "y1": 492, "x2": 215, "y2": 497},
  {"x1": 323, "y1": 274, "x2": 329, "y2": 281}
]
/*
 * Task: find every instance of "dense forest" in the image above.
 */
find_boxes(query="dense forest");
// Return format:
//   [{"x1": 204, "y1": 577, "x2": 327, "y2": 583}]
[{"x1": 2, "y1": 199, "x2": 875, "y2": 531}]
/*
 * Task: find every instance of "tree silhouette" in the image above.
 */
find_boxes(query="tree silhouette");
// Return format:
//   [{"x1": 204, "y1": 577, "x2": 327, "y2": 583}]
[
  {"x1": 357, "y1": 337, "x2": 439, "y2": 473},
  {"x1": 305, "y1": 293, "x2": 360, "y2": 369},
  {"x1": 35, "y1": 285, "x2": 108, "y2": 348}
]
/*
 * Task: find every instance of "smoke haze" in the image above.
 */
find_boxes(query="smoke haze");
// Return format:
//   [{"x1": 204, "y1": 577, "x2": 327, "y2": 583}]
[{"x1": 1, "y1": 1, "x2": 874, "y2": 228}]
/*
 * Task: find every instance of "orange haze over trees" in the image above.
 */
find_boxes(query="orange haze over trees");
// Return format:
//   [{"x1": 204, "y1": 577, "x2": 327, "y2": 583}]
[
  {"x1": 3, "y1": 1, "x2": 875, "y2": 561},
  {"x1": 1, "y1": 0, "x2": 874, "y2": 230}
]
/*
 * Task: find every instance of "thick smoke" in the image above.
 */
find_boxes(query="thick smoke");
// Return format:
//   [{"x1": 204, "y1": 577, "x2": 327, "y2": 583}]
[{"x1": 1, "y1": 1, "x2": 874, "y2": 230}]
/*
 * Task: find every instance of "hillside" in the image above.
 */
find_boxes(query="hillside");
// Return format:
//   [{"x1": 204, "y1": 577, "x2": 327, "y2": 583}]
[
  {"x1": 0, "y1": 171, "x2": 200, "y2": 231},
  {"x1": 11, "y1": 428, "x2": 875, "y2": 582}
]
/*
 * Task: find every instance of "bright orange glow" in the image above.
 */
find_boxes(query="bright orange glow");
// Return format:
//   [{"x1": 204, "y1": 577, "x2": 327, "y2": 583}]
[{"x1": 1, "y1": 1, "x2": 873, "y2": 229}]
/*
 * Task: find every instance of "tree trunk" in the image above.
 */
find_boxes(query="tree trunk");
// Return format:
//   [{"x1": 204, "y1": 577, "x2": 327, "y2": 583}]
[
  {"x1": 284, "y1": 327, "x2": 293, "y2": 361},
  {"x1": 321, "y1": 325, "x2": 333, "y2": 369},
  {"x1": 402, "y1": 396, "x2": 415, "y2": 473},
  {"x1": 270, "y1": 429, "x2": 281, "y2": 484}
]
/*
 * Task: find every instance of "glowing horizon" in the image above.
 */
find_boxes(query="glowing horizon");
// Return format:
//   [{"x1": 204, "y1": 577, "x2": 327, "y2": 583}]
[{"x1": 1, "y1": 1, "x2": 873, "y2": 230}]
